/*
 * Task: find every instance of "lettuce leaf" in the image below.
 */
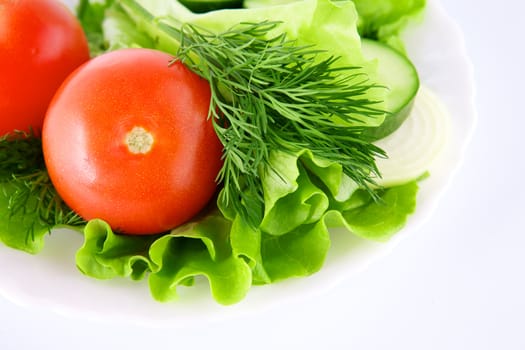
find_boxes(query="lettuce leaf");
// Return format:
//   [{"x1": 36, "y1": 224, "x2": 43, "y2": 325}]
[
  {"x1": 76, "y1": 212, "x2": 253, "y2": 305},
  {"x1": 118, "y1": 0, "x2": 366, "y2": 66},
  {"x1": 232, "y1": 217, "x2": 332, "y2": 284},
  {"x1": 76, "y1": 219, "x2": 157, "y2": 280},
  {"x1": 352, "y1": 0, "x2": 426, "y2": 39},
  {"x1": 148, "y1": 214, "x2": 252, "y2": 304},
  {"x1": 76, "y1": 0, "x2": 156, "y2": 54},
  {"x1": 328, "y1": 182, "x2": 418, "y2": 241},
  {"x1": 233, "y1": 150, "x2": 417, "y2": 283},
  {"x1": 76, "y1": 0, "x2": 116, "y2": 55},
  {"x1": 352, "y1": 0, "x2": 426, "y2": 52},
  {"x1": 244, "y1": 0, "x2": 426, "y2": 51}
]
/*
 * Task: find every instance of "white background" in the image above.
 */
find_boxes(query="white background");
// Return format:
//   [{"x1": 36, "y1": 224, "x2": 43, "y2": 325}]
[{"x1": 1, "y1": 0, "x2": 524, "y2": 348}]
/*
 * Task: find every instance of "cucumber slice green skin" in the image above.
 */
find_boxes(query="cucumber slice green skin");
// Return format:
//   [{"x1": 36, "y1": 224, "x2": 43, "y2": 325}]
[
  {"x1": 361, "y1": 39, "x2": 420, "y2": 141},
  {"x1": 178, "y1": 0, "x2": 243, "y2": 13}
]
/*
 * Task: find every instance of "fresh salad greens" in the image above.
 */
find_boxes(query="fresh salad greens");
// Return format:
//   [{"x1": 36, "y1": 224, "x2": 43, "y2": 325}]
[
  {"x1": 244, "y1": 0, "x2": 426, "y2": 51},
  {"x1": 0, "y1": 0, "x2": 428, "y2": 304}
]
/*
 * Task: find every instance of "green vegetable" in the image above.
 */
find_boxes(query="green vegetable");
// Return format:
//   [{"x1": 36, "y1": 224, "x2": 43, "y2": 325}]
[
  {"x1": 244, "y1": 0, "x2": 427, "y2": 51},
  {"x1": 77, "y1": 212, "x2": 253, "y2": 305},
  {"x1": 352, "y1": 0, "x2": 426, "y2": 43},
  {"x1": 328, "y1": 182, "x2": 418, "y2": 241},
  {"x1": 76, "y1": 0, "x2": 115, "y2": 55},
  {"x1": 361, "y1": 38, "x2": 420, "y2": 140}
]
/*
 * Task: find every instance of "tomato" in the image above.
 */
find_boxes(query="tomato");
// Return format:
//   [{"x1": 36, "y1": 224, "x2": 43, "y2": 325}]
[
  {"x1": 0, "y1": 0, "x2": 90, "y2": 137},
  {"x1": 42, "y1": 48, "x2": 224, "y2": 235}
]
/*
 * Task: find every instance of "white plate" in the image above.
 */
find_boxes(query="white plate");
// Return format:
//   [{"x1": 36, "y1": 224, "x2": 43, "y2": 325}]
[{"x1": 0, "y1": 0, "x2": 476, "y2": 328}]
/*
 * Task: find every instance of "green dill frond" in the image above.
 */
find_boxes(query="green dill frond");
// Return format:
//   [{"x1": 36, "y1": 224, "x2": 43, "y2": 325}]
[
  {"x1": 0, "y1": 132, "x2": 85, "y2": 237},
  {"x1": 173, "y1": 21, "x2": 386, "y2": 227}
]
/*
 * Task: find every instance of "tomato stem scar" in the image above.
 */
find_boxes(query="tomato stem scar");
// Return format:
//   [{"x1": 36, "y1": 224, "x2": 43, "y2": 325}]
[{"x1": 125, "y1": 126, "x2": 154, "y2": 154}]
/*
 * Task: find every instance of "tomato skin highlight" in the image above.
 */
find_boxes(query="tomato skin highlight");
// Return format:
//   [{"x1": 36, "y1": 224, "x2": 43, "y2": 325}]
[
  {"x1": 42, "y1": 48, "x2": 224, "y2": 235},
  {"x1": 0, "y1": 0, "x2": 90, "y2": 137}
]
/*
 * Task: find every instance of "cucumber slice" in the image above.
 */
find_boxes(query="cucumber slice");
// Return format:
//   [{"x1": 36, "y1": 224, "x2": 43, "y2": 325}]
[
  {"x1": 361, "y1": 39, "x2": 420, "y2": 140},
  {"x1": 178, "y1": 0, "x2": 243, "y2": 13},
  {"x1": 374, "y1": 86, "x2": 451, "y2": 187}
]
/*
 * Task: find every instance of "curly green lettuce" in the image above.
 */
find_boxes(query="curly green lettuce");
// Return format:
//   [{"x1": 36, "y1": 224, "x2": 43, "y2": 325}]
[{"x1": 244, "y1": 0, "x2": 426, "y2": 51}]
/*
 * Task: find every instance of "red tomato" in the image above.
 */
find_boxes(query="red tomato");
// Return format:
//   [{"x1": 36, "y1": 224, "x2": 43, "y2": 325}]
[
  {"x1": 42, "y1": 48, "x2": 224, "y2": 235},
  {"x1": 0, "y1": 0, "x2": 90, "y2": 137}
]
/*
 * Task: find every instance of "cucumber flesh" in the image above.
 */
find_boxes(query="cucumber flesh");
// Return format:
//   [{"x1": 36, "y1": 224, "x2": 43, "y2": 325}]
[
  {"x1": 178, "y1": 0, "x2": 243, "y2": 13},
  {"x1": 361, "y1": 39, "x2": 420, "y2": 140},
  {"x1": 373, "y1": 86, "x2": 451, "y2": 187}
]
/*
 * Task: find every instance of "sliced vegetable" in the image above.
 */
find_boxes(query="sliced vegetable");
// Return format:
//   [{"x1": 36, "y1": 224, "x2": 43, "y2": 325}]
[
  {"x1": 374, "y1": 86, "x2": 451, "y2": 187},
  {"x1": 361, "y1": 38, "x2": 420, "y2": 140}
]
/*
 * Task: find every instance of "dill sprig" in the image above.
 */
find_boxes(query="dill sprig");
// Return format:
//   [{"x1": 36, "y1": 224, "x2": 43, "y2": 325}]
[
  {"x1": 159, "y1": 21, "x2": 386, "y2": 226},
  {"x1": 0, "y1": 131, "x2": 85, "y2": 236},
  {"x1": 170, "y1": 21, "x2": 386, "y2": 226},
  {"x1": 0, "y1": 131, "x2": 43, "y2": 179}
]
